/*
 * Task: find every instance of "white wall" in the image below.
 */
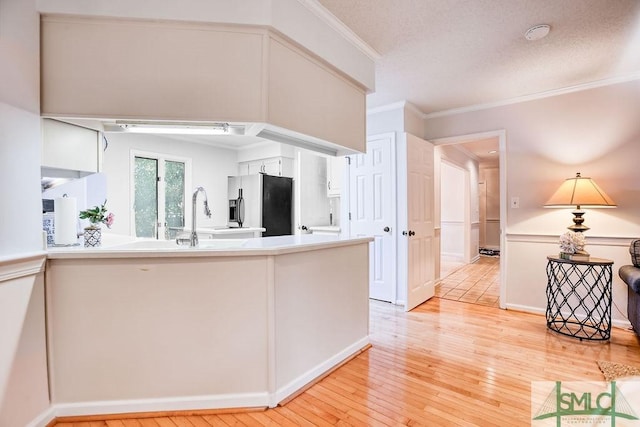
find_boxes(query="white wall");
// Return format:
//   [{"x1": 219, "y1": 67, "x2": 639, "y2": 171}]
[
  {"x1": 0, "y1": 0, "x2": 42, "y2": 254},
  {"x1": 440, "y1": 162, "x2": 465, "y2": 260},
  {"x1": 424, "y1": 79, "x2": 640, "y2": 323},
  {"x1": 102, "y1": 133, "x2": 239, "y2": 236},
  {"x1": 436, "y1": 145, "x2": 480, "y2": 262},
  {"x1": 0, "y1": 0, "x2": 51, "y2": 425}
]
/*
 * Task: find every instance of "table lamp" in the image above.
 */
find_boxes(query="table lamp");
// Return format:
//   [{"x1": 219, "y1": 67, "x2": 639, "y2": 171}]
[{"x1": 544, "y1": 172, "x2": 616, "y2": 232}]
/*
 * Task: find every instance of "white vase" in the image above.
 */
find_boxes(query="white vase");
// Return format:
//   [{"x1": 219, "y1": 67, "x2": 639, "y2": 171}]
[{"x1": 84, "y1": 226, "x2": 101, "y2": 247}]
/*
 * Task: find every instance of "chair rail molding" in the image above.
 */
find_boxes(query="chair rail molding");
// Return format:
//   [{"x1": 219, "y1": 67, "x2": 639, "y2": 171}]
[
  {"x1": 0, "y1": 253, "x2": 46, "y2": 284},
  {"x1": 505, "y1": 233, "x2": 636, "y2": 247}
]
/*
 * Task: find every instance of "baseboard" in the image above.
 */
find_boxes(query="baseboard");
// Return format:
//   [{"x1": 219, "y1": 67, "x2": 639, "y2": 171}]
[
  {"x1": 270, "y1": 336, "x2": 370, "y2": 407},
  {"x1": 44, "y1": 337, "x2": 370, "y2": 418},
  {"x1": 504, "y1": 303, "x2": 632, "y2": 330},
  {"x1": 51, "y1": 392, "x2": 269, "y2": 418},
  {"x1": 441, "y1": 252, "x2": 465, "y2": 262},
  {"x1": 26, "y1": 407, "x2": 56, "y2": 427},
  {"x1": 504, "y1": 303, "x2": 546, "y2": 316}
]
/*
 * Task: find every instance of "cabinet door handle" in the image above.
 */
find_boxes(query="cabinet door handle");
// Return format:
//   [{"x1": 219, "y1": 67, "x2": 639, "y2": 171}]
[
  {"x1": 383, "y1": 226, "x2": 390, "y2": 232},
  {"x1": 402, "y1": 231, "x2": 407, "y2": 236}
]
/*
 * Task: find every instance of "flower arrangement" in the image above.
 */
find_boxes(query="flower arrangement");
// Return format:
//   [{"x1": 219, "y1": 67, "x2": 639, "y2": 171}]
[
  {"x1": 79, "y1": 200, "x2": 114, "y2": 229},
  {"x1": 559, "y1": 231, "x2": 586, "y2": 254}
]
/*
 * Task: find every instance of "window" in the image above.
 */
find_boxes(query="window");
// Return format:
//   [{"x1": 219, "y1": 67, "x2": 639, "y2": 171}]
[{"x1": 132, "y1": 151, "x2": 190, "y2": 239}]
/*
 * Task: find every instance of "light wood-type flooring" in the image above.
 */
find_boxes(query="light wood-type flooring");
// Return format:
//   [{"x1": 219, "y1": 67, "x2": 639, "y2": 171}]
[
  {"x1": 53, "y1": 298, "x2": 640, "y2": 426},
  {"x1": 436, "y1": 256, "x2": 500, "y2": 308}
]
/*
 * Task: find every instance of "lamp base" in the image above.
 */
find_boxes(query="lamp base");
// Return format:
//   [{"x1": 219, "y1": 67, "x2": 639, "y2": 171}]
[
  {"x1": 568, "y1": 224, "x2": 589, "y2": 232},
  {"x1": 569, "y1": 208, "x2": 589, "y2": 233}
]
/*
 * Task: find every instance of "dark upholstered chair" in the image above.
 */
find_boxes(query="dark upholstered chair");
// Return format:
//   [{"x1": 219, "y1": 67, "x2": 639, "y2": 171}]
[{"x1": 619, "y1": 240, "x2": 640, "y2": 336}]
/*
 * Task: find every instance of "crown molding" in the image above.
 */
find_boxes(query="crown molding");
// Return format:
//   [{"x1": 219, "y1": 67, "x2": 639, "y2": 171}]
[
  {"x1": 297, "y1": 0, "x2": 381, "y2": 60},
  {"x1": 424, "y1": 72, "x2": 640, "y2": 119},
  {"x1": 366, "y1": 100, "x2": 425, "y2": 117}
]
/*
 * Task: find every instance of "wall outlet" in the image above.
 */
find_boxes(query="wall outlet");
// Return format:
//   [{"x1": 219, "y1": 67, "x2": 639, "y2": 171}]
[{"x1": 511, "y1": 197, "x2": 520, "y2": 209}]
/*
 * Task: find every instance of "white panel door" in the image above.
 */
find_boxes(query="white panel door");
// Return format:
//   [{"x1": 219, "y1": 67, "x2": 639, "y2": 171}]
[
  {"x1": 405, "y1": 134, "x2": 436, "y2": 311},
  {"x1": 349, "y1": 135, "x2": 395, "y2": 302}
]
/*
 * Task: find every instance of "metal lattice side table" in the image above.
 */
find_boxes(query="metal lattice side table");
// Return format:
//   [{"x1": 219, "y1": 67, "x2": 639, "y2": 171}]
[{"x1": 545, "y1": 256, "x2": 613, "y2": 341}]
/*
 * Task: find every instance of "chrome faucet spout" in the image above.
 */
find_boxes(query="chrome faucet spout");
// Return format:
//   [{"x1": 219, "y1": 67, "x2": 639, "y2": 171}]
[{"x1": 189, "y1": 186, "x2": 211, "y2": 247}]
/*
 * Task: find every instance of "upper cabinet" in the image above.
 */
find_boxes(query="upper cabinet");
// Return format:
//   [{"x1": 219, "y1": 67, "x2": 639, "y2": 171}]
[
  {"x1": 42, "y1": 119, "x2": 100, "y2": 174},
  {"x1": 238, "y1": 157, "x2": 294, "y2": 178},
  {"x1": 40, "y1": 16, "x2": 366, "y2": 154}
]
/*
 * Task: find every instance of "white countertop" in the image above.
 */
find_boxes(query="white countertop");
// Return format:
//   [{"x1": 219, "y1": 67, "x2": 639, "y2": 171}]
[{"x1": 47, "y1": 234, "x2": 372, "y2": 259}]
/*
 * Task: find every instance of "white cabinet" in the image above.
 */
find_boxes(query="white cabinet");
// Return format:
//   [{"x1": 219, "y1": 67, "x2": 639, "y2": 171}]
[
  {"x1": 238, "y1": 157, "x2": 294, "y2": 177},
  {"x1": 326, "y1": 156, "x2": 344, "y2": 198},
  {"x1": 42, "y1": 118, "x2": 100, "y2": 173}
]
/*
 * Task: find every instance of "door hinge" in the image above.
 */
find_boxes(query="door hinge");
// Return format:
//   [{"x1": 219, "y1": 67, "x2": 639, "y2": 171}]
[
  {"x1": 348, "y1": 212, "x2": 352, "y2": 221},
  {"x1": 346, "y1": 157, "x2": 351, "y2": 165}
]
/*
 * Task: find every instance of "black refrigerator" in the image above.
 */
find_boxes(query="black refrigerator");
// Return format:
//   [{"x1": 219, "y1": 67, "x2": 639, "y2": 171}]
[{"x1": 227, "y1": 174, "x2": 293, "y2": 236}]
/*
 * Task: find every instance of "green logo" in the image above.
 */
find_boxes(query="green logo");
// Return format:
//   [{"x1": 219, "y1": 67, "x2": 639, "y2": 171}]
[{"x1": 533, "y1": 381, "x2": 638, "y2": 426}]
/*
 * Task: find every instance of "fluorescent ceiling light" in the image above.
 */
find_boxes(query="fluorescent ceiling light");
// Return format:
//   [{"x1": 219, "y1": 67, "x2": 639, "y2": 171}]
[{"x1": 117, "y1": 122, "x2": 244, "y2": 136}]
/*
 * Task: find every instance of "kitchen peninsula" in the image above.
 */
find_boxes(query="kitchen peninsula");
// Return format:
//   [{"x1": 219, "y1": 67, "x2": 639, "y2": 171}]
[{"x1": 45, "y1": 234, "x2": 371, "y2": 417}]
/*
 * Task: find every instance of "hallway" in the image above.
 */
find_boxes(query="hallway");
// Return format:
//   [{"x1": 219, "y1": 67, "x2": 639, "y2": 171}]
[{"x1": 435, "y1": 256, "x2": 500, "y2": 308}]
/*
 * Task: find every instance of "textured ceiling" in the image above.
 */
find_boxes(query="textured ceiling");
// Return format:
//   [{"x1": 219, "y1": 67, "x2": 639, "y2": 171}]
[{"x1": 317, "y1": 0, "x2": 640, "y2": 114}]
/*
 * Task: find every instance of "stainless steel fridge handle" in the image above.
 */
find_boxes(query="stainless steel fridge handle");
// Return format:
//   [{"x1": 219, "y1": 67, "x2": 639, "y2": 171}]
[{"x1": 237, "y1": 189, "x2": 245, "y2": 227}]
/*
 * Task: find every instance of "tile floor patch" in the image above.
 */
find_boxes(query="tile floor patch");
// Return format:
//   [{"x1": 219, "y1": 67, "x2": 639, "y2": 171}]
[{"x1": 436, "y1": 256, "x2": 499, "y2": 308}]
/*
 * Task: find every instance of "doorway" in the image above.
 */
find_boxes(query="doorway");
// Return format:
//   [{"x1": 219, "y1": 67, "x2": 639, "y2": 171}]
[{"x1": 433, "y1": 130, "x2": 506, "y2": 309}]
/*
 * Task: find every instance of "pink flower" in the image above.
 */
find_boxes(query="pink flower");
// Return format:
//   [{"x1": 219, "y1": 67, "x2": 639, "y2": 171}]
[{"x1": 105, "y1": 212, "x2": 115, "y2": 228}]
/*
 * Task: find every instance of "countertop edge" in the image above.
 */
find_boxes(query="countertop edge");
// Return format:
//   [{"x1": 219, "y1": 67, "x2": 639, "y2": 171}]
[{"x1": 46, "y1": 237, "x2": 373, "y2": 259}]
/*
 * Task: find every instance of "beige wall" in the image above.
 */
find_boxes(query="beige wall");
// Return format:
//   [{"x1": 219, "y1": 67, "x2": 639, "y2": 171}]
[
  {"x1": 425, "y1": 79, "x2": 640, "y2": 320},
  {"x1": 425, "y1": 79, "x2": 640, "y2": 237},
  {"x1": 37, "y1": 0, "x2": 375, "y2": 90}
]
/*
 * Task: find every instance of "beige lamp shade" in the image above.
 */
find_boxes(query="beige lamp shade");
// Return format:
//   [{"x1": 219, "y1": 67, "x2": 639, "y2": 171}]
[{"x1": 545, "y1": 172, "x2": 616, "y2": 232}]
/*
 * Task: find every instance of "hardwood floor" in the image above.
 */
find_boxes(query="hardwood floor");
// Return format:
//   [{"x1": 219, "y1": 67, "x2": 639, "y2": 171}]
[
  {"x1": 53, "y1": 299, "x2": 640, "y2": 426},
  {"x1": 436, "y1": 256, "x2": 500, "y2": 308}
]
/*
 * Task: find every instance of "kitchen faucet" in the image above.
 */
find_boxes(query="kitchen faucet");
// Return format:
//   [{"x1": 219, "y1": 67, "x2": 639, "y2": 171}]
[{"x1": 177, "y1": 186, "x2": 211, "y2": 247}]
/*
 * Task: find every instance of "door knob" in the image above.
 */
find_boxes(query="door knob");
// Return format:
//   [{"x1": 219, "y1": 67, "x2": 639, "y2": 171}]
[
  {"x1": 409, "y1": 230, "x2": 416, "y2": 236},
  {"x1": 402, "y1": 231, "x2": 407, "y2": 236},
  {"x1": 383, "y1": 226, "x2": 390, "y2": 232}
]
